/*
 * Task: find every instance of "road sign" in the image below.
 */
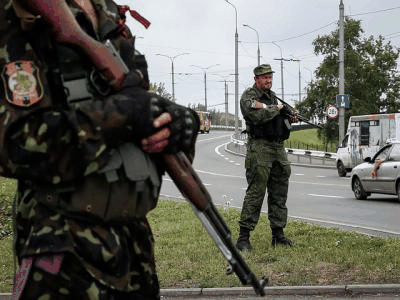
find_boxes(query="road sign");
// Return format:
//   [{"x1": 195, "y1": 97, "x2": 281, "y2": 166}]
[
  {"x1": 336, "y1": 94, "x2": 350, "y2": 108},
  {"x1": 326, "y1": 104, "x2": 338, "y2": 120}
]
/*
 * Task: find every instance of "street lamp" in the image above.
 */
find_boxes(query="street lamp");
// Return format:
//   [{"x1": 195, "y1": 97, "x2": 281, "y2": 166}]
[
  {"x1": 156, "y1": 53, "x2": 189, "y2": 102},
  {"x1": 290, "y1": 56, "x2": 301, "y2": 103},
  {"x1": 191, "y1": 64, "x2": 220, "y2": 111},
  {"x1": 224, "y1": 0, "x2": 239, "y2": 137},
  {"x1": 304, "y1": 67, "x2": 313, "y2": 82},
  {"x1": 272, "y1": 41, "x2": 285, "y2": 101},
  {"x1": 243, "y1": 24, "x2": 260, "y2": 66}
]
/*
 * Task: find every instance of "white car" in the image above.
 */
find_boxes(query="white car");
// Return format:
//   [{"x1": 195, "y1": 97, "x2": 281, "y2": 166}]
[{"x1": 351, "y1": 141, "x2": 400, "y2": 202}]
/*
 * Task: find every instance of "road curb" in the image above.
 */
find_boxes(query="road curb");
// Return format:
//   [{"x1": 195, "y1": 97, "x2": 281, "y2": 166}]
[
  {"x1": 159, "y1": 284, "x2": 400, "y2": 297},
  {"x1": 1, "y1": 284, "x2": 399, "y2": 299}
]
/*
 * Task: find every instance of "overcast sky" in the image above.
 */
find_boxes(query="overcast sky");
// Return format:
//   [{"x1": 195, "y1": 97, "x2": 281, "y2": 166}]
[{"x1": 116, "y1": 0, "x2": 400, "y2": 118}]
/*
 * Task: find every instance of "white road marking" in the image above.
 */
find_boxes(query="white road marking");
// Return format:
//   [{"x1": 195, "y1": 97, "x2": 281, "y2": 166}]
[
  {"x1": 307, "y1": 193, "x2": 345, "y2": 198},
  {"x1": 198, "y1": 135, "x2": 231, "y2": 143}
]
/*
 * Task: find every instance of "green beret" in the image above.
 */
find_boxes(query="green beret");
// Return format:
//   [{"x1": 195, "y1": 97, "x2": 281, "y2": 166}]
[{"x1": 253, "y1": 64, "x2": 275, "y2": 76}]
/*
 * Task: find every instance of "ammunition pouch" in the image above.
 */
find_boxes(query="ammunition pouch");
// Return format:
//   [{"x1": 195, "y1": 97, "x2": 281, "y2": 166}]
[
  {"x1": 36, "y1": 142, "x2": 161, "y2": 222},
  {"x1": 248, "y1": 115, "x2": 290, "y2": 142}
]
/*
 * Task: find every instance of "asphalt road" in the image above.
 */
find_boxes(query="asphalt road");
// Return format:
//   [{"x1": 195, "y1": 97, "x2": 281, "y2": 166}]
[{"x1": 160, "y1": 130, "x2": 400, "y2": 237}]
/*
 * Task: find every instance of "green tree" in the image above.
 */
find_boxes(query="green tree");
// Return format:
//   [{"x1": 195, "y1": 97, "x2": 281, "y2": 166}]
[
  {"x1": 297, "y1": 18, "x2": 400, "y2": 142},
  {"x1": 149, "y1": 82, "x2": 173, "y2": 101}
]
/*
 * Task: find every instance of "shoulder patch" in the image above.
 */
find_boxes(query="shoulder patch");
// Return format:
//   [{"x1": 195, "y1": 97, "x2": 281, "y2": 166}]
[{"x1": 1, "y1": 60, "x2": 43, "y2": 107}]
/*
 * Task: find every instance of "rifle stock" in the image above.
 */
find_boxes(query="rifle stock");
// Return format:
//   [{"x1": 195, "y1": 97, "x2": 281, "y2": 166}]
[{"x1": 24, "y1": 0, "x2": 267, "y2": 295}]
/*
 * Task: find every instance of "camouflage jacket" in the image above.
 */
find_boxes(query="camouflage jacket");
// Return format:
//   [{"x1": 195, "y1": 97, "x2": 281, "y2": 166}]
[
  {"x1": 240, "y1": 84, "x2": 290, "y2": 141},
  {"x1": 240, "y1": 84, "x2": 280, "y2": 126},
  {"x1": 1, "y1": 0, "x2": 162, "y2": 293}
]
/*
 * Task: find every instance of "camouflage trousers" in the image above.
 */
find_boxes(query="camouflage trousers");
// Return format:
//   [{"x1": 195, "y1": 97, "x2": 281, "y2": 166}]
[
  {"x1": 239, "y1": 139, "x2": 291, "y2": 231},
  {"x1": 15, "y1": 252, "x2": 160, "y2": 300}
]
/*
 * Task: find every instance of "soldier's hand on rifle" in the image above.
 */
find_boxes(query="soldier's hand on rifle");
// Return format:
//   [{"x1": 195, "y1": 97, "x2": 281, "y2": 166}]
[
  {"x1": 277, "y1": 103, "x2": 284, "y2": 111},
  {"x1": 141, "y1": 96, "x2": 199, "y2": 154},
  {"x1": 141, "y1": 112, "x2": 172, "y2": 153}
]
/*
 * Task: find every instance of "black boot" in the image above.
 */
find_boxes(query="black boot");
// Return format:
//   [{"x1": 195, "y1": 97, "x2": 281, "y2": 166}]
[
  {"x1": 272, "y1": 228, "x2": 293, "y2": 247},
  {"x1": 236, "y1": 227, "x2": 251, "y2": 251}
]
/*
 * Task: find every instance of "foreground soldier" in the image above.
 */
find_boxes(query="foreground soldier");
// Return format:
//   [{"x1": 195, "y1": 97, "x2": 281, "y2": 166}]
[
  {"x1": 0, "y1": 0, "x2": 199, "y2": 299},
  {"x1": 236, "y1": 64, "x2": 297, "y2": 251}
]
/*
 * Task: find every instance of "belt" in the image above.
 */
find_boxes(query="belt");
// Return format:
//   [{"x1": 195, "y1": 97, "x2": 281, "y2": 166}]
[{"x1": 249, "y1": 135, "x2": 284, "y2": 143}]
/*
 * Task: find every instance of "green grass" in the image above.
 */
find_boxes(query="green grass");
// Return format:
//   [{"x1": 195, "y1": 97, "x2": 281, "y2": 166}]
[
  {"x1": 285, "y1": 128, "x2": 337, "y2": 153},
  {"x1": 0, "y1": 178, "x2": 399, "y2": 293},
  {"x1": 148, "y1": 200, "x2": 400, "y2": 288},
  {"x1": 0, "y1": 177, "x2": 16, "y2": 293}
]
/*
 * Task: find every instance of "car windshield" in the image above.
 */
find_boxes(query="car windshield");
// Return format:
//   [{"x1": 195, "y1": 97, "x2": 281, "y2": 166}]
[
  {"x1": 374, "y1": 144, "x2": 392, "y2": 161},
  {"x1": 387, "y1": 144, "x2": 400, "y2": 161}
]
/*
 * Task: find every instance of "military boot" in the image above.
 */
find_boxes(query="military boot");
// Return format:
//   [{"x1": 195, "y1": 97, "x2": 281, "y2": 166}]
[
  {"x1": 271, "y1": 228, "x2": 293, "y2": 247},
  {"x1": 236, "y1": 227, "x2": 251, "y2": 251}
]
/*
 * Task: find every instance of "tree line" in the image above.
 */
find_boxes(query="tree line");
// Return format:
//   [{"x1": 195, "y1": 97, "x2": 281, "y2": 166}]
[{"x1": 296, "y1": 17, "x2": 400, "y2": 147}]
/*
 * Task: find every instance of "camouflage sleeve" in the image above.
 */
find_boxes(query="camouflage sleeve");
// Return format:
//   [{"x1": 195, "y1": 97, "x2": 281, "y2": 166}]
[
  {"x1": 240, "y1": 88, "x2": 279, "y2": 125},
  {"x1": 5, "y1": 86, "x2": 156, "y2": 183}
]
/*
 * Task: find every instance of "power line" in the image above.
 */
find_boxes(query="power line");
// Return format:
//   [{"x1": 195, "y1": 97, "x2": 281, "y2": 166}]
[
  {"x1": 261, "y1": 22, "x2": 337, "y2": 44},
  {"x1": 348, "y1": 6, "x2": 400, "y2": 17}
]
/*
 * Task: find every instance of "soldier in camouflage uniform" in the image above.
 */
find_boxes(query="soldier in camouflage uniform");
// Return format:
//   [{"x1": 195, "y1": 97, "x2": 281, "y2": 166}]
[
  {"x1": 0, "y1": 0, "x2": 199, "y2": 299},
  {"x1": 236, "y1": 64, "x2": 298, "y2": 251}
]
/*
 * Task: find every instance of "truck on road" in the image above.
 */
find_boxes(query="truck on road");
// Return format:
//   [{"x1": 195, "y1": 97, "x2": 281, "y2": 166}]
[
  {"x1": 197, "y1": 111, "x2": 211, "y2": 134},
  {"x1": 336, "y1": 113, "x2": 400, "y2": 177}
]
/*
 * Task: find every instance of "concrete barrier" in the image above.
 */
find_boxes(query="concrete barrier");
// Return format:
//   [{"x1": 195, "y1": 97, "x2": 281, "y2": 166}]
[{"x1": 227, "y1": 134, "x2": 337, "y2": 169}]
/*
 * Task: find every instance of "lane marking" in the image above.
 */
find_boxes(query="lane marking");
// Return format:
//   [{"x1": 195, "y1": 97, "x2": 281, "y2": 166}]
[
  {"x1": 198, "y1": 134, "x2": 231, "y2": 143},
  {"x1": 307, "y1": 193, "x2": 345, "y2": 198}
]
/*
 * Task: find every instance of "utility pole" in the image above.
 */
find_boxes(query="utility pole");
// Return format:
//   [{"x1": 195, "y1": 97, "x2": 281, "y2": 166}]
[
  {"x1": 272, "y1": 42, "x2": 285, "y2": 101},
  {"x1": 225, "y1": 0, "x2": 239, "y2": 137},
  {"x1": 156, "y1": 53, "x2": 189, "y2": 102},
  {"x1": 225, "y1": 81, "x2": 228, "y2": 126},
  {"x1": 191, "y1": 64, "x2": 220, "y2": 111},
  {"x1": 338, "y1": 0, "x2": 345, "y2": 143},
  {"x1": 243, "y1": 24, "x2": 260, "y2": 66},
  {"x1": 290, "y1": 58, "x2": 301, "y2": 103}
]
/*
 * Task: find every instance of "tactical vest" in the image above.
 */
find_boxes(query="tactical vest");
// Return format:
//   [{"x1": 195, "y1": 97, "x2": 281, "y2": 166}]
[
  {"x1": 0, "y1": 0, "x2": 160, "y2": 221},
  {"x1": 247, "y1": 92, "x2": 290, "y2": 142}
]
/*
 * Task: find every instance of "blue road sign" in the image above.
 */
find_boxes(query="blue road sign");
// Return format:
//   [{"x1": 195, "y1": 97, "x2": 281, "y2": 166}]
[{"x1": 336, "y1": 94, "x2": 350, "y2": 108}]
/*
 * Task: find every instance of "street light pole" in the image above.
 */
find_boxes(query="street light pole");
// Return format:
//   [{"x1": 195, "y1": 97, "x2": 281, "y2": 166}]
[
  {"x1": 191, "y1": 64, "x2": 220, "y2": 111},
  {"x1": 290, "y1": 57, "x2": 301, "y2": 103},
  {"x1": 156, "y1": 53, "x2": 189, "y2": 102},
  {"x1": 243, "y1": 24, "x2": 260, "y2": 66},
  {"x1": 225, "y1": 0, "x2": 239, "y2": 137},
  {"x1": 272, "y1": 41, "x2": 284, "y2": 101}
]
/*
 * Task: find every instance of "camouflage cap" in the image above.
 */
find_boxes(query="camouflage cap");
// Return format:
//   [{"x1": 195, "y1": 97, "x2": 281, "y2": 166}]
[{"x1": 253, "y1": 64, "x2": 275, "y2": 76}]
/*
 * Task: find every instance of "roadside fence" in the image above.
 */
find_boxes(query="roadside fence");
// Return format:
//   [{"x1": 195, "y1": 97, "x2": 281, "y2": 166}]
[{"x1": 227, "y1": 133, "x2": 337, "y2": 168}]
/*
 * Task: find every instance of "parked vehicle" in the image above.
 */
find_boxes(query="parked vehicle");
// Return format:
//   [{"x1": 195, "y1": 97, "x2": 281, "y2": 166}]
[
  {"x1": 336, "y1": 113, "x2": 400, "y2": 177},
  {"x1": 197, "y1": 111, "x2": 211, "y2": 133},
  {"x1": 351, "y1": 141, "x2": 400, "y2": 202}
]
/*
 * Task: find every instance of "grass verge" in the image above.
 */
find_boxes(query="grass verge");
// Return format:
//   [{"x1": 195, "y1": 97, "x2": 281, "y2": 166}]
[
  {"x1": 0, "y1": 178, "x2": 399, "y2": 292},
  {"x1": 148, "y1": 200, "x2": 400, "y2": 288}
]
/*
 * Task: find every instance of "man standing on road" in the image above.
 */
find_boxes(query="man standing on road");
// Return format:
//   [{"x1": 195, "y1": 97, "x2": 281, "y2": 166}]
[{"x1": 236, "y1": 64, "x2": 298, "y2": 251}]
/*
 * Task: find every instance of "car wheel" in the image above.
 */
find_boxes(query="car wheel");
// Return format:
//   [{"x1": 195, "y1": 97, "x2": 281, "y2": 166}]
[
  {"x1": 337, "y1": 161, "x2": 347, "y2": 177},
  {"x1": 352, "y1": 177, "x2": 367, "y2": 200}
]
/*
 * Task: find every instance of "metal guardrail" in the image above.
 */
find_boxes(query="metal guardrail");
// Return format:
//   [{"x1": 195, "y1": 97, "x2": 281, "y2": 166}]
[
  {"x1": 228, "y1": 133, "x2": 337, "y2": 168},
  {"x1": 210, "y1": 125, "x2": 235, "y2": 130}
]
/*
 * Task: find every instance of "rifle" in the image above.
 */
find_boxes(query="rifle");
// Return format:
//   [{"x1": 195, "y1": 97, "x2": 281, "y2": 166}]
[
  {"x1": 20, "y1": 0, "x2": 267, "y2": 296},
  {"x1": 276, "y1": 96, "x2": 322, "y2": 129}
]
